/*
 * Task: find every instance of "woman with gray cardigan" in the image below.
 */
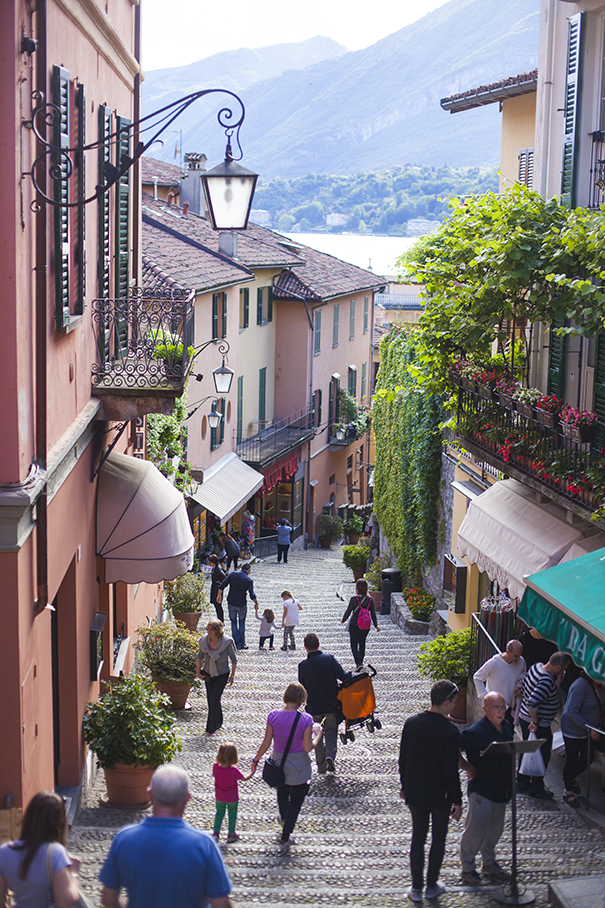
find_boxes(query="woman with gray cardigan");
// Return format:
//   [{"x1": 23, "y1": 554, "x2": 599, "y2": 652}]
[{"x1": 561, "y1": 669, "x2": 604, "y2": 807}]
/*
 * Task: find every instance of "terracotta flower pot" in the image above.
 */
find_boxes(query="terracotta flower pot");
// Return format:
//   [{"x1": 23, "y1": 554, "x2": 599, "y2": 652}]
[
  {"x1": 154, "y1": 678, "x2": 192, "y2": 710},
  {"x1": 448, "y1": 687, "x2": 467, "y2": 722},
  {"x1": 319, "y1": 537, "x2": 332, "y2": 549},
  {"x1": 353, "y1": 567, "x2": 365, "y2": 581},
  {"x1": 348, "y1": 534, "x2": 360, "y2": 545},
  {"x1": 172, "y1": 611, "x2": 202, "y2": 632},
  {"x1": 104, "y1": 763, "x2": 154, "y2": 808},
  {"x1": 369, "y1": 590, "x2": 381, "y2": 609}
]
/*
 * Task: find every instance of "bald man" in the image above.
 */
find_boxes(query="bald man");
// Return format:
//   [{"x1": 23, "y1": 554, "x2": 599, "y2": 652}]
[
  {"x1": 459, "y1": 692, "x2": 513, "y2": 887},
  {"x1": 473, "y1": 640, "x2": 526, "y2": 716}
]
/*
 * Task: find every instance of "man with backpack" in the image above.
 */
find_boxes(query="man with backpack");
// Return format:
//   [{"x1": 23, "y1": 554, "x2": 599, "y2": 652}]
[
  {"x1": 298, "y1": 633, "x2": 351, "y2": 773},
  {"x1": 340, "y1": 578, "x2": 380, "y2": 670}
]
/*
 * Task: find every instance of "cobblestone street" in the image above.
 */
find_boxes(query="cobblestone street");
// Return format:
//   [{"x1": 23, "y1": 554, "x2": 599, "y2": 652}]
[{"x1": 71, "y1": 547, "x2": 605, "y2": 906}]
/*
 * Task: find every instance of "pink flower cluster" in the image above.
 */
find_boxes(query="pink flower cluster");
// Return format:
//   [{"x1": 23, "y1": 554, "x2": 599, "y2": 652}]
[{"x1": 560, "y1": 405, "x2": 598, "y2": 428}]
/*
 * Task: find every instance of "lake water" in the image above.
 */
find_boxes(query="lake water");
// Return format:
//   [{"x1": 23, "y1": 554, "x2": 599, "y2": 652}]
[{"x1": 282, "y1": 233, "x2": 416, "y2": 281}]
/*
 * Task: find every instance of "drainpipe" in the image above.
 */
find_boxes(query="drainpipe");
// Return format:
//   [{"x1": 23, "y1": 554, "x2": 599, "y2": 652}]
[
  {"x1": 131, "y1": 2, "x2": 141, "y2": 284},
  {"x1": 302, "y1": 298, "x2": 314, "y2": 550},
  {"x1": 34, "y1": 0, "x2": 48, "y2": 613}
]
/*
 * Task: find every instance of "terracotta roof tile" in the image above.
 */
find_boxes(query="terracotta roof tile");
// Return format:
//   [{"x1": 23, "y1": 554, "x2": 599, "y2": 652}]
[
  {"x1": 441, "y1": 69, "x2": 538, "y2": 113},
  {"x1": 141, "y1": 156, "x2": 186, "y2": 187},
  {"x1": 273, "y1": 243, "x2": 385, "y2": 302}
]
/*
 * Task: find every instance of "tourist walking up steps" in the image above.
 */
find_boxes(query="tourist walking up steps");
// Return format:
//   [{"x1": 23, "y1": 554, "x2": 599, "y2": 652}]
[
  {"x1": 217, "y1": 562, "x2": 259, "y2": 650},
  {"x1": 340, "y1": 578, "x2": 380, "y2": 669},
  {"x1": 212, "y1": 743, "x2": 256, "y2": 843},
  {"x1": 298, "y1": 633, "x2": 351, "y2": 774},
  {"x1": 399, "y1": 680, "x2": 463, "y2": 903},
  {"x1": 197, "y1": 620, "x2": 237, "y2": 737},
  {"x1": 280, "y1": 589, "x2": 302, "y2": 650},
  {"x1": 276, "y1": 519, "x2": 293, "y2": 563}
]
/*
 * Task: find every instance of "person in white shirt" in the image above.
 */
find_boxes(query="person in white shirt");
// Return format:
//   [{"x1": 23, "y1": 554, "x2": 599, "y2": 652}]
[
  {"x1": 473, "y1": 640, "x2": 526, "y2": 723},
  {"x1": 280, "y1": 590, "x2": 303, "y2": 651}
]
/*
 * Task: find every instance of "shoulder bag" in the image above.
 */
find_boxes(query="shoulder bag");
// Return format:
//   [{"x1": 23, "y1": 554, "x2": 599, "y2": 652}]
[{"x1": 262, "y1": 711, "x2": 301, "y2": 788}]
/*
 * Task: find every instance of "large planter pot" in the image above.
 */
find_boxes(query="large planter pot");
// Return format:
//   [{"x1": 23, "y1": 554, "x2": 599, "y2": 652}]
[
  {"x1": 103, "y1": 763, "x2": 154, "y2": 808},
  {"x1": 352, "y1": 567, "x2": 365, "y2": 581},
  {"x1": 348, "y1": 534, "x2": 360, "y2": 545},
  {"x1": 173, "y1": 611, "x2": 202, "y2": 632},
  {"x1": 154, "y1": 678, "x2": 192, "y2": 710},
  {"x1": 369, "y1": 590, "x2": 381, "y2": 609},
  {"x1": 448, "y1": 687, "x2": 467, "y2": 723},
  {"x1": 319, "y1": 537, "x2": 332, "y2": 549}
]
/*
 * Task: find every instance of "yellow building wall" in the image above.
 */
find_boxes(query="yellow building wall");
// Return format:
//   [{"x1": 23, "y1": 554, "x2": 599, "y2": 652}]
[{"x1": 499, "y1": 92, "x2": 537, "y2": 192}]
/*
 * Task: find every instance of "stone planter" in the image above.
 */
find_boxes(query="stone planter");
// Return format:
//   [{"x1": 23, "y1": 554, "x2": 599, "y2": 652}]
[
  {"x1": 103, "y1": 763, "x2": 154, "y2": 808},
  {"x1": 390, "y1": 593, "x2": 430, "y2": 635},
  {"x1": 173, "y1": 611, "x2": 202, "y2": 632}
]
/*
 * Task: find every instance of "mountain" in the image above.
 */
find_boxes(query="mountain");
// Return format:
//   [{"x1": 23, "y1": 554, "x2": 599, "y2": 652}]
[{"x1": 142, "y1": 0, "x2": 539, "y2": 179}]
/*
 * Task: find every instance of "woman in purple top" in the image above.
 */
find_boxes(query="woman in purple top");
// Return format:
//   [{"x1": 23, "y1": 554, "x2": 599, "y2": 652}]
[{"x1": 252, "y1": 682, "x2": 322, "y2": 845}]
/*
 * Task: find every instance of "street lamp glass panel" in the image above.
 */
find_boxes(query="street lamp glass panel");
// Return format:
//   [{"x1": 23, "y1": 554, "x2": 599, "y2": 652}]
[
  {"x1": 212, "y1": 362, "x2": 234, "y2": 394},
  {"x1": 336, "y1": 427, "x2": 345, "y2": 441},
  {"x1": 207, "y1": 410, "x2": 223, "y2": 430},
  {"x1": 202, "y1": 158, "x2": 258, "y2": 230}
]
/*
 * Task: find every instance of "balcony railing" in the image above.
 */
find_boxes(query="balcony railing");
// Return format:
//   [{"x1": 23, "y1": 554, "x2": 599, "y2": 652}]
[
  {"x1": 588, "y1": 131, "x2": 605, "y2": 210},
  {"x1": 454, "y1": 383, "x2": 604, "y2": 524},
  {"x1": 236, "y1": 407, "x2": 316, "y2": 468},
  {"x1": 328, "y1": 416, "x2": 371, "y2": 447},
  {"x1": 91, "y1": 287, "x2": 195, "y2": 397}
]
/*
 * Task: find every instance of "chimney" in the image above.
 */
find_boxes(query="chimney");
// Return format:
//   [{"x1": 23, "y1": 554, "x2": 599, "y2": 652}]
[
  {"x1": 183, "y1": 200, "x2": 189, "y2": 217},
  {"x1": 179, "y1": 152, "x2": 208, "y2": 217},
  {"x1": 218, "y1": 231, "x2": 237, "y2": 259}
]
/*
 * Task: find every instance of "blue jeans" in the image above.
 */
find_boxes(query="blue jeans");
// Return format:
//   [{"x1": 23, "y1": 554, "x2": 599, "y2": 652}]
[{"x1": 228, "y1": 604, "x2": 247, "y2": 648}]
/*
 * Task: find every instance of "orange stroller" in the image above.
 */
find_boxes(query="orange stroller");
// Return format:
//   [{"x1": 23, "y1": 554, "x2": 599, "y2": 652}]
[{"x1": 337, "y1": 664, "x2": 381, "y2": 744}]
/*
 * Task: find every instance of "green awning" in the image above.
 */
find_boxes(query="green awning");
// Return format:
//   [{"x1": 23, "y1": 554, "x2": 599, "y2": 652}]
[{"x1": 519, "y1": 546, "x2": 605, "y2": 682}]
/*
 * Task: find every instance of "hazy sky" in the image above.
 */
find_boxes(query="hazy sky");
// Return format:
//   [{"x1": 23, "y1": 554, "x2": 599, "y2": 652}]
[{"x1": 141, "y1": 0, "x2": 450, "y2": 71}]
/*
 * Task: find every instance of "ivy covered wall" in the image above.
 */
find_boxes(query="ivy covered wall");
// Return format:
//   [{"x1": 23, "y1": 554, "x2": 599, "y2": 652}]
[{"x1": 373, "y1": 325, "x2": 444, "y2": 587}]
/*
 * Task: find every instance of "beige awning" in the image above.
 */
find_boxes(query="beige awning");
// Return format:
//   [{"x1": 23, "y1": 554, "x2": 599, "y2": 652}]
[
  {"x1": 97, "y1": 452, "x2": 194, "y2": 583},
  {"x1": 456, "y1": 479, "x2": 584, "y2": 601},
  {"x1": 189, "y1": 452, "x2": 264, "y2": 524},
  {"x1": 559, "y1": 532, "x2": 605, "y2": 565}
]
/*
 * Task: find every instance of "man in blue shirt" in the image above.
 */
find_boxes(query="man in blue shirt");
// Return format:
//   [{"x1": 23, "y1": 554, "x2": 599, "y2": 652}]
[
  {"x1": 217, "y1": 562, "x2": 258, "y2": 649},
  {"x1": 298, "y1": 633, "x2": 350, "y2": 774},
  {"x1": 100, "y1": 766, "x2": 232, "y2": 908}
]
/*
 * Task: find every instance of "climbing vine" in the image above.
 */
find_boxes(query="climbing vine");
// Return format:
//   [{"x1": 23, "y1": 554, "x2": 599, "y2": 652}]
[
  {"x1": 146, "y1": 394, "x2": 193, "y2": 494},
  {"x1": 373, "y1": 325, "x2": 443, "y2": 587}
]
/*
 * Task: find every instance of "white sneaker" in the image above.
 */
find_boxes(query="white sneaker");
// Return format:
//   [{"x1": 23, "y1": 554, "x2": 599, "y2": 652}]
[
  {"x1": 407, "y1": 887, "x2": 423, "y2": 903},
  {"x1": 425, "y1": 881, "x2": 446, "y2": 899}
]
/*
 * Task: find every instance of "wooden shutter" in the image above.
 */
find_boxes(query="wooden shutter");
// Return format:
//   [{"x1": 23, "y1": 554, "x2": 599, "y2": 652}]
[
  {"x1": 518, "y1": 148, "x2": 534, "y2": 188},
  {"x1": 212, "y1": 293, "x2": 219, "y2": 339},
  {"x1": 258, "y1": 367, "x2": 266, "y2": 422},
  {"x1": 349, "y1": 299, "x2": 355, "y2": 339},
  {"x1": 210, "y1": 402, "x2": 218, "y2": 450},
  {"x1": 561, "y1": 12, "x2": 584, "y2": 207},
  {"x1": 257, "y1": 287, "x2": 264, "y2": 325},
  {"x1": 221, "y1": 292, "x2": 227, "y2": 339},
  {"x1": 219, "y1": 397, "x2": 225, "y2": 445},
  {"x1": 314, "y1": 389, "x2": 322, "y2": 428},
  {"x1": 240, "y1": 287, "x2": 249, "y2": 329},
  {"x1": 333, "y1": 304, "x2": 339, "y2": 347},
  {"x1": 314, "y1": 310, "x2": 321, "y2": 355},
  {"x1": 114, "y1": 115, "x2": 131, "y2": 358},
  {"x1": 594, "y1": 333, "x2": 605, "y2": 451},
  {"x1": 98, "y1": 105, "x2": 112, "y2": 365},
  {"x1": 547, "y1": 313, "x2": 568, "y2": 398},
  {"x1": 75, "y1": 83, "x2": 85, "y2": 314},
  {"x1": 348, "y1": 367, "x2": 357, "y2": 397},
  {"x1": 364, "y1": 295, "x2": 369, "y2": 333},
  {"x1": 237, "y1": 376, "x2": 244, "y2": 444},
  {"x1": 328, "y1": 381, "x2": 334, "y2": 428},
  {"x1": 267, "y1": 286, "x2": 273, "y2": 323},
  {"x1": 361, "y1": 362, "x2": 367, "y2": 399},
  {"x1": 52, "y1": 65, "x2": 70, "y2": 328}
]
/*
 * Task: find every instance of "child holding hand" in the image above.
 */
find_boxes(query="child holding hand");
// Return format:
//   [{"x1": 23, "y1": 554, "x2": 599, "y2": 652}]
[
  {"x1": 254, "y1": 605, "x2": 279, "y2": 650},
  {"x1": 280, "y1": 589, "x2": 303, "y2": 651},
  {"x1": 212, "y1": 742, "x2": 255, "y2": 843}
]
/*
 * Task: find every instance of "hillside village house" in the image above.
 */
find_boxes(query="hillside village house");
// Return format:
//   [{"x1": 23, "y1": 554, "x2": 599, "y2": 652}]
[
  {"x1": 432, "y1": 1, "x2": 605, "y2": 683},
  {"x1": 0, "y1": 1, "x2": 202, "y2": 812},
  {"x1": 140, "y1": 168, "x2": 381, "y2": 551}
]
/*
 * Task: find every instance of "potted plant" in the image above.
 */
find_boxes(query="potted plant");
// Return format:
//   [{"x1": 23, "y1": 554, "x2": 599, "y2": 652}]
[
  {"x1": 364, "y1": 554, "x2": 391, "y2": 608},
  {"x1": 135, "y1": 621, "x2": 200, "y2": 710},
  {"x1": 560, "y1": 404, "x2": 598, "y2": 444},
  {"x1": 416, "y1": 627, "x2": 471, "y2": 721},
  {"x1": 82, "y1": 674, "x2": 182, "y2": 807},
  {"x1": 513, "y1": 385, "x2": 541, "y2": 419},
  {"x1": 343, "y1": 514, "x2": 364, "y2": 544},
  {"x1": 495, "y1": 376, "x2": 518, "y2": 410},
  {"x1": 314, "y1": 513, "x2": 343, "y2": 549},
  {"x1": 535, "y1": 393, "x2": 562, "y2": 428},
  {"x1": 164, "y1": 571, "x2": 208, "y2": 632},
  {"x1": 342, "y1": 542, "x2": 370, "y2": 581},
  {"x1": 402, "y1": 587, "x2": 435, "y2": 623}
]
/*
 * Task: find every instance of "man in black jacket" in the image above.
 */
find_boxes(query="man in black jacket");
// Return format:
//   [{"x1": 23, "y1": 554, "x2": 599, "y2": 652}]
[
  {"x1": 399, "y1": 681, "x2": 463, "y2": 903},
  {"x1": 298, "y1": 633, "x2": 350, "y2": 774}
]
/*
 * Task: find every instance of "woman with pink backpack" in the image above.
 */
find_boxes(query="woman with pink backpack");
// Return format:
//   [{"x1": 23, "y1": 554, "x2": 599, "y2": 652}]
[{"x1": 340, "y1": 578, "x2": 380, "y2": 670}]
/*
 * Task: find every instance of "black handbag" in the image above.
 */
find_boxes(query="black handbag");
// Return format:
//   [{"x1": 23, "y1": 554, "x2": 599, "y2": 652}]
[{"x1": 262, "y1": 711, "x2": 300, "y2": 788}]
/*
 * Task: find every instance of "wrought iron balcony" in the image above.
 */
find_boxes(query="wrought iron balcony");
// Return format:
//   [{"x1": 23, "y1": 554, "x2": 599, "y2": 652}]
[
  {"x1": 454, "y1": 382, "x2": 605, "y2": 527},
  {"x1": 236, "y1": 406, "x2": 316, "y2": 468},
  {"x1": 588, "y1": 131, "x2": 605, "y2": 210},
  {"x1": 328, "y1": 416, "x2": 371, "y2": 447},
  {"x1": 91, "y1": 287, "x2": 195, "y2": 412}
]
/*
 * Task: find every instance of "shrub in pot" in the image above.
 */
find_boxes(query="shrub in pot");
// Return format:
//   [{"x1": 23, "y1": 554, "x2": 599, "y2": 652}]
[
  {"x1": 416, "y1": 627, "x2": 471, "y2": 720},
  {"x1": 314, "y1": 513, "x2": 343, "y2": 548},
  {"x1": 343, "y1": 514, "x2": 364, "y2": 543},
  {"x1": 164, "y1": 571, "x2": 209, "y2": 631},
  {"x1": 135, "y1": 621, "x2": 200, "y2": 709},
  {"x1": 82, "y1": 674, "x2": 182, "y2": 807},
  {"x1": 342, "y1": 542, "x2": 370, "y2": 581}
]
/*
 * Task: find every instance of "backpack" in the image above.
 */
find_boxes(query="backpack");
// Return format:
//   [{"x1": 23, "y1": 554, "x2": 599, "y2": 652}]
[{"x1": 356, "y1": 596, "x2": 372, "y2": 630}]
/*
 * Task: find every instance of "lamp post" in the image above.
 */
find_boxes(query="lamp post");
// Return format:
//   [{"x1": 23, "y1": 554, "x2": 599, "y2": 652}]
[
  {"x1": 185, "y1": 396, "x2": 222, "y2": 426},
  {"x1": 202, "y1": 142, "x2": 258, "y2": 231},
  {"x1": 189, "y1": 339, "x2": 234, "y2": 395}
]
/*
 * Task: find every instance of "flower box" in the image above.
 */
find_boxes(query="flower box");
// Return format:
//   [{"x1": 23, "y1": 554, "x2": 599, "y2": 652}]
[
  {"x1": 519, "y1": 402, "x2": 536, "y2": 419},
  {"x1": 497, "y1": 391, "x2": 516, "y2": 410},
  {"x1": 478, "y1": 383, "x2": 495, "y2": 401},
  {"x1": 536, "y1": 408, "x2": 556, "y2": 428},
  {"x1": 561, "y1": 422, "x2": 595, "y2": 445},
  {"x1": 461, "y1": 378, "x2": 476, "y2": 392},
  {"x1": 449, "y1": 372, "x2": 463, "y2": 387}
]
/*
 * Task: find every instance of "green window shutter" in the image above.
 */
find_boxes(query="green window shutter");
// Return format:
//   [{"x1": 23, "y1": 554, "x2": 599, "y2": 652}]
[
  {"x1": 97, "y1": 104, "x2": 111, "y2": 366},
  {"x1": 333, "y1": 304, "x2": 339, "y2": 347},
  {"x1": 561, "y1": 12, "x2": 584, "y2": 207},
  {"x1": 329, "y1": 382, "x2": 334, "y2": 427},
  {"x1": 348, "y1": 367, "x2": 357, "y2": 397},
  {"x1": 240, "y1": 287, "x2": 249, "y2": 329},
  {"x1": 259, "y1": 367, "x2": 266, "y2": 422},
  {"x1": 52, "y1": 64, "x2": 70, "y2": 328},
  {"x1": 316, "y1": 389, "x2": 322, "y2": 427},
  {"x1": 267, "y1": 286, "x2": 273, "y2": 323},
  {"x1": 212, "y1": 293, "x2": 219, "y2": 339},
  {"x1": 220, "y1": 397, "x2": 225, "y2": 445},
  {"x1": 257, "y1": 287, "x2": 264, "y2": 325},
  {"x1": 314, "y1": 310, "x2": 321, "y2": 355},
  {"x1": 210, "y1": 402, "x2": 218, "y2": 450},
  {"x1": 349, "y1": 299, "x2": 355, "y2": 339},
  {"x1": 364, "y1": 296, "x2": 369, "y2": 333},
  {"x1": 114, "y1": 115, "x2": 131, "y2": 358},
  {"x1": 361, "y1": 362, "x2": 367, "y2": 399},
  {"x1": 75, "y1": 83, "x2": 85, "y2": 315},
  {"x1": 547, "y1": 313, "x2": 568, "y2": 398},
  {"x1": 237, "y1": 376, "x2": 244, "y2": 444},
  {"x1": 222, "y1": 292, "x2": 227, "y2": 338},
  {"x1": 594, "y1": 333, "x2": 605, "y2": 452}
]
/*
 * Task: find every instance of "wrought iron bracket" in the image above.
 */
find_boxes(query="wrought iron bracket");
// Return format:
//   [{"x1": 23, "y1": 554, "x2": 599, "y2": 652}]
[
  {"x1": 92, "y1": 421, "x2": 129, "y2": 481},
  {"x1": 23, "y1": 88, "x2": 246, "y2": 209}
]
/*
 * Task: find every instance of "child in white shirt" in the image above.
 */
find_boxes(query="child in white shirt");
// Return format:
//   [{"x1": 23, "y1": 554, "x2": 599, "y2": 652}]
[
  {"x1": 280, "y1": 590, "x2": 303, "y2": 651},
  {"x1": 254, "y1": 606, "x2": 278, "y2": 650}
]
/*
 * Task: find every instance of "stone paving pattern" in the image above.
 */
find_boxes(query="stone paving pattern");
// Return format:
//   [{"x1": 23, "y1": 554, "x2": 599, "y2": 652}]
[{"x1": 70, "y1": 548, "x2": 605, "y2": 906}]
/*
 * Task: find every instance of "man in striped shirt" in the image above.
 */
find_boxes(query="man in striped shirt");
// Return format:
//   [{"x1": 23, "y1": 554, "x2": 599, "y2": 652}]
[{"x1": 517, "y1": 651, "x2": 569, "y2": 799}]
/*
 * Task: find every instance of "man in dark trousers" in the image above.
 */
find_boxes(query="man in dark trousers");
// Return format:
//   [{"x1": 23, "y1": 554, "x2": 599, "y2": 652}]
[
  {"x1": 217, "y1": 563, "x2": 258, "y2": 650},
  {"x1": 459, "y1": 691, "x2": 513, "y2": 886},
  {"x1": 219, "y1": 532, "x2": 240, "y2": 572},
  {"x1": 298, "y1": 633, "x2": 350, "y2": 773},
  {"x1": 399, "y1": 680, "x2": 463, "y2": 903}
]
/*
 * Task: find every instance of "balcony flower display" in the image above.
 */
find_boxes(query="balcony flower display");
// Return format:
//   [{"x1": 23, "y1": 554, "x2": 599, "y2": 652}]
[
  {"x1": 513, "y1": 385, "x2": 542, "y2": 418},
  {"x1": 535, "y1": 393, "x2": 563, "y2": 428},
  {"x1": 560, "y1": 405, "x2": 598, "y2": 444}
]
